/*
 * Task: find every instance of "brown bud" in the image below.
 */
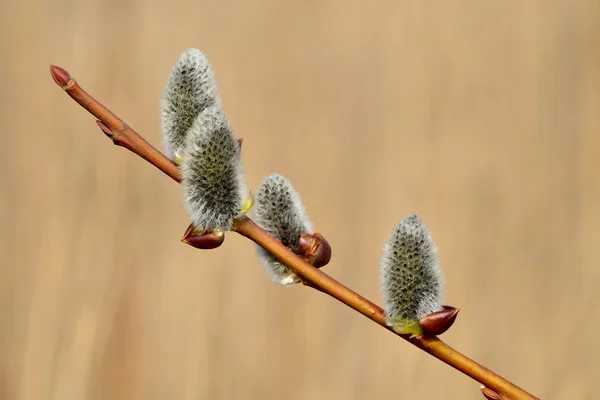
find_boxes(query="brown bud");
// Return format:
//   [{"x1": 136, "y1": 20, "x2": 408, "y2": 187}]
[
  {"x1": 418, "y1": 305, "x2": 459, "y2": 336},
  {"x1": 49, "y1": 65, "x2": 73, "y2": 88},
  {"x1": 481, "y1": 387, "x2": 502, "y2": 400},
  {"x1": 237, "y1": 137, "x2": 243, "y2": 150},
  {"x1": 298, "y1": 232, "x2": 331, "y2": 268},
  {"x1": 181, "y1": 223, "x2": 225, "y2": 249},
  {"x1": 96, "y1": 120, "x2": 114, "y2": 139}
]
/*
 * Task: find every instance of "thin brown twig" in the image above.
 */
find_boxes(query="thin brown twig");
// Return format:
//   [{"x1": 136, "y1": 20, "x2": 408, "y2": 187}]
[
  {"x1": 49, "y1": 65, "x2": 539, "y2": 400},
  {"x1": 49, "y1": 65, "x2": 181, "y2": 183}
]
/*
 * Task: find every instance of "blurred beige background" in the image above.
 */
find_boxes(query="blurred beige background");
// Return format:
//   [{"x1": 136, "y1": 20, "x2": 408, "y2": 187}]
[{"x1": 1, "y1": 1, "x2": 599, "y2": 399}]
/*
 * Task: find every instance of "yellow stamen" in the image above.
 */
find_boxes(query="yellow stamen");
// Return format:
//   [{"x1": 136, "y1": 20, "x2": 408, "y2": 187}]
[
  {"x1": 390, "y1": 318, "x2": 423, "y2": 336},
  {"x1": 240, "y1": 191, "x2": 253, "y2": 213}
]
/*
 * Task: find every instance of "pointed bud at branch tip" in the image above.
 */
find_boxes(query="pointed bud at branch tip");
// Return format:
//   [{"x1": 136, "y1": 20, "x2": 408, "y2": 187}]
[
  {"x1": 181, "y1": 223, "x2": 225, "y2": 249},
  {"x1": 298, "y1": 232, "x2": 332, "y2": 267},
  {"x1": 481, "y1": 387, "x2": 502, "y2": 400},
  {"x1": 418, "y1": 305, "x2": 459, "y2": 336},
  {"x1": 237, "y1": 138, "x2": 243, "y2": 150},
  {"x1": 49, "y1": 65, "x2": 73, "y2": 88},
  {"x1": 96, "y1": 120, "x2": 114, "y2": 139}
]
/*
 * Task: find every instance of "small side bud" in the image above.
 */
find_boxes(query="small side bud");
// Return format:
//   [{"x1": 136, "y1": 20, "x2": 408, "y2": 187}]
[
  {"x1": 418, "y1": 305, "x2": 459, "y2": 336},
  {"x1": 254, "y1": 173, "x2": 314, "y2": 285},
  {"x1": 379, "y1": 215, "x2": 444, "y2": 335},
  {"x1": 180, "y1": 106, "x2": 249, "y2": 232},
  {"x1": 96, "y1": 120, "x2": 114, "y2": 139},
  {"x1": 160, "y1": 48, "x2": 221, "y2": 161},
  {"x1": 298, "y1": 232, "x2": 332, "y2": 267},
  {"x1": 481, "y1": 387, "x2": 502, "y2": 400},
  {"x1": 181, "y1": 223, "x2": 225, "y2": 249}
]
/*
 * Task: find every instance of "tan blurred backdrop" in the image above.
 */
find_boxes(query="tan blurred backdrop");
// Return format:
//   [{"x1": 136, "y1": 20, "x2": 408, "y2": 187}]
[{"x1": 1, "y1": 1, "x2": 599, "y2": 399}]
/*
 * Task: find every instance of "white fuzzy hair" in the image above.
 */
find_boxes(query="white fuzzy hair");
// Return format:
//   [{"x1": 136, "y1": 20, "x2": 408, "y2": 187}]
[
  {"x1": 379, "y1": 215, "x2": 443, "y2": 323},
  {"x1": 253, "y1": 174, "x2": 313, "y2": 285},
  {"x1": 180, "y1": 106, "x2": 247, "y2": 231},
  {"x1": 160, "y1": 48, "x2": 221, "y2": 160}
]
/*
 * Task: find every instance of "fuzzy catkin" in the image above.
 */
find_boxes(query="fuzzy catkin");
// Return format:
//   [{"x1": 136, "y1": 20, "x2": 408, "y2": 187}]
[
  {"x1": 180, "y1": 106, "x2": 247, "y2": 232},
  {"x1": 379, "y1": 215, "x2": 443, "y2": 325},
  {"x1": 254, "y1": 174, "x2": 313, "y2": 285},
  {"x1": 160, "y1": 48, "x2": 221, "y2": 160}
]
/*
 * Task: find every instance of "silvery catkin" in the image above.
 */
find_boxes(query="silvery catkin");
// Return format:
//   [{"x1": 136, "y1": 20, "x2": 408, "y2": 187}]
[
  {"x1": 180, "y1": 105, "x2": 248, "y2": 232},
  {"x1": 160, "y1": 48, "x2": 221, "y2": 162},
  {"x1": 253, "y1": 174, "x2": 313, "y2": 285},
  {"x1": 379, "y1": 214, "x2": 443, "y2": 334}
]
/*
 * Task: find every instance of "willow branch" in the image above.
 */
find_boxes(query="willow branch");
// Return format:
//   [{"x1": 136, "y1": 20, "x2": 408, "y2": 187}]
[
  {"x1": 49, "y1": 65, "x2": 539, "y2": 400},
  {"x1": 49, "y1": 65, "x2": 181, "y2": 183}
]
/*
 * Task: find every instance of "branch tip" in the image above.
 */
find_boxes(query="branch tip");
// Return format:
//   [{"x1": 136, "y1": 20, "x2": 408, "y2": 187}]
[{"x1": 49, "y1": 65, "x2": 73, "y2": 88}]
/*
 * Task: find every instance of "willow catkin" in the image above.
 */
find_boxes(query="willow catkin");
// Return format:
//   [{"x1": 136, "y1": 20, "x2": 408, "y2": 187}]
[
  {"x1": 160, "y1": 48, "x2": 221, "y2": 161},
  {"x1": 181, "y1": 106, "x2": 248, "y2": 232},
  {"x1": 379, "y1": 215, "x2": 443, "y2": 334},
  {"x1": 254, "y1": 174, "x2": 314, "y2": 285}
]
